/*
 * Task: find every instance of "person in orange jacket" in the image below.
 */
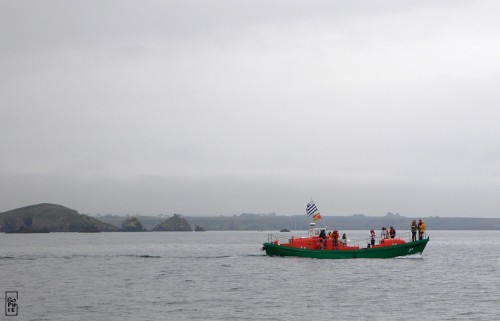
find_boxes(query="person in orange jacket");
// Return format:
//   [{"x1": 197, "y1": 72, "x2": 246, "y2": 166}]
[{"x1": 418, "y1": 219, "x2": 426, "y2": 240}]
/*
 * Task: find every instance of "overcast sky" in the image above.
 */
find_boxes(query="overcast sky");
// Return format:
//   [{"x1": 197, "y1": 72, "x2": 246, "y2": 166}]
[{"x1": 1, "y1": 1, "x2": 499, "y2": 217}]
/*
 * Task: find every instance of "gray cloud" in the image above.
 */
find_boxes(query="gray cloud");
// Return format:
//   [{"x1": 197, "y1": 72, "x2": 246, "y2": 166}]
[{"x1": 1, "y1": 1, "x2": 499, "y2": 217}]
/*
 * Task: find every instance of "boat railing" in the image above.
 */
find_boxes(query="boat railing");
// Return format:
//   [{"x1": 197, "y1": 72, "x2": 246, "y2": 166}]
[
  {"x1": 343, "y1": 239, "x2": 360, "y2": 248},
  {"x1": 333, "y1": 238, "x2": 360, "y2": 248},
  {"x1": 402, "y1": 231, "x2": 412, "y2": 242},
  {"x1": 403, "y1": 231, "x2": 428, "y2": 241},
  {"x1": 362, "y1": 235, "x2": 387, "y2": 248},
  {"x1": 267, "y1": 233, "x2": 291, "y2": 245},
  {"x1": 361, "y1": 231, "x2": 427, "y2": 245}
]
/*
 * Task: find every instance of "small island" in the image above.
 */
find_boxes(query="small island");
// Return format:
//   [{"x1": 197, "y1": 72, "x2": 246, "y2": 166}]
[
  {"x1": 121, "y1": 217, "x2": 146, "y2": 232},
  {"x1": 152, "y1": 214, "x2": 192, "y2": 231},
  {"x1": 0, "y1": 203, "x2": 118, "y2": 233}
]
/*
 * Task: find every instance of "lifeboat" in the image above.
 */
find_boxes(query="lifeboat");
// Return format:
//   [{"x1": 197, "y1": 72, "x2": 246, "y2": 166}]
[{"x1": 263, "y1": 224, "x2": 429, "y2": 259}]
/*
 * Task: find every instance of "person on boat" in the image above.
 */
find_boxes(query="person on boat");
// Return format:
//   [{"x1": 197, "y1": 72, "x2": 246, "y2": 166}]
[
  {"x1": 411, "y1": 220, "x2": 417, "y2": 242},
  {"x1": 389, "y1": 226, "x2": 396, "y2": 238},
  {"x1": 331, "y1": 230, "x2": 339, "y2": 248},
  {"x1": 319, "y1": 229, "x2": 326, "y2": 249},
  {"x1": 381, "y1": 227, "x2": 389, "y2": 240},
  {"x1": 342, "y1": 233, "x2": 347, "y2": 245},
  {"x1": 418, "y1": 219, "x2": 426, "y2": 240},
  {"x1": 369, "y1": 229, "x2": 376, "y2": 247}
]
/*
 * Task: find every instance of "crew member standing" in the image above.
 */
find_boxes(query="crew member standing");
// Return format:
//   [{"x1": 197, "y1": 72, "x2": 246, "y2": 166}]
[
  {"x1": 389, "y1": 226, "x2": 396, "y2": 238},
  {"x1": 418, "y1": 219, "x2": 426, "y2": 240},
  {"x1": 369, "y1": 229, "x2": 376, "y2": 247},
  {"x1": 411, "y1": 220, "x2": 417, "y2": 242},
  {"x1": 381, "y1": 227, "x2": 389, "y2": 240},
  {"x1": 332, "y1": 230, "x2": 339, "y2": 249}
]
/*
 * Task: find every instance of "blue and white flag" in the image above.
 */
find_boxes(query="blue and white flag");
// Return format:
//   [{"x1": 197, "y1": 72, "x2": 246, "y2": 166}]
[
  {"x1": 306, "y1": 200, "x2": 318, "y2": 217},
  {"x1": 306, "y1": 200, "x2": 322, "y2": 221}
]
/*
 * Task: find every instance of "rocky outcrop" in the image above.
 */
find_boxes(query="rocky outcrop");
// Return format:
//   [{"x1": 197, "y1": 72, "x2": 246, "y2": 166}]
[
  {"x1": 121, "y1": 217, "x2": 145, "y2": 232},
  {"x1": 0, "y1": 203, "x2": 119, "y2": 232},
  {"x1": 152, "y1": 214, "x2": 192, "y2": 231}
]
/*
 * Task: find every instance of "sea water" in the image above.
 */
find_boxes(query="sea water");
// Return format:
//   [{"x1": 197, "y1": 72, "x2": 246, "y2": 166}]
[{"x1": 1, "y1": 230, "x2": 500, "y2": 320}]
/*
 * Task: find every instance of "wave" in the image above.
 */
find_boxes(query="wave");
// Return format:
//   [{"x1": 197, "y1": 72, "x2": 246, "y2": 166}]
[
  {"x1": 122, "y1": 254, "x2": 161, "y2": 258},
  {"x1": 395, "y1": 253, "x2": 423, "y2": 259},
  {"x1": 1, "y1": 253, "x2": 267, "y2": 261}
]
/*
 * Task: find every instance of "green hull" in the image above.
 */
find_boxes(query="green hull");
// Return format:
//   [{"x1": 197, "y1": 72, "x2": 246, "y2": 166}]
[{"x1": 263, "y1": 237, "x2": 429, "y2": 259}]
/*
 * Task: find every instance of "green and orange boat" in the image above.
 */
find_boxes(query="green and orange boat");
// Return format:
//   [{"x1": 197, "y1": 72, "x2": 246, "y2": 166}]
[{"x1": 263, "y1": 224, "x2": 429, "y2": 259}]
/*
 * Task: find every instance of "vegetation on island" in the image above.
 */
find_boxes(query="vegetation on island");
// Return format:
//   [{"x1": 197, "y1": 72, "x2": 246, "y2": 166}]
[{"x1": 0, "y1": 203, "x2": 119, "y2": 233}]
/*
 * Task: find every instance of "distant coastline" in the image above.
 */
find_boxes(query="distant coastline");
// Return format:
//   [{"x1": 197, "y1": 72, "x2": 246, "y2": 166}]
[
  {"x1": 94, "y1": 212, "x2": 500, "y2": 231},
  {"x1": 2, "y1": 204, "x2": 500, "y2": 232}
]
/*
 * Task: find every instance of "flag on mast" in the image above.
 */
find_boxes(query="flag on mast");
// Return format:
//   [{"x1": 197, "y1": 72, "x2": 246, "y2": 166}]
[{"x1": 306, "y1": 200, "x2": 322, "y2": 221}]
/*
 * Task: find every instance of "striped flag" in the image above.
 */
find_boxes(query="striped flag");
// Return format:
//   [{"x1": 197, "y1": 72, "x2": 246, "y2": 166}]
[{"x1": 306, "y1": 200, "x2": 322, "y2": 221}]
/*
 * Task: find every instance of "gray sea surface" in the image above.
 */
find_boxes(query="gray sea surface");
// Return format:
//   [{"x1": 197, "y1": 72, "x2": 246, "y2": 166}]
[{"x1": 1, "y1": 230, "x2": 500, "y2": 320}]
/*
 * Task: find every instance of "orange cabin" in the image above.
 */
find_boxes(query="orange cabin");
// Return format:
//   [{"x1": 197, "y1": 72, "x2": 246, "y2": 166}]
[
  {"x1": 371, "y1": 237, "x2": 406, "y2": 248},
  {"x1": 281, "y1": 235, "x2": 360, "y2": 251}
]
